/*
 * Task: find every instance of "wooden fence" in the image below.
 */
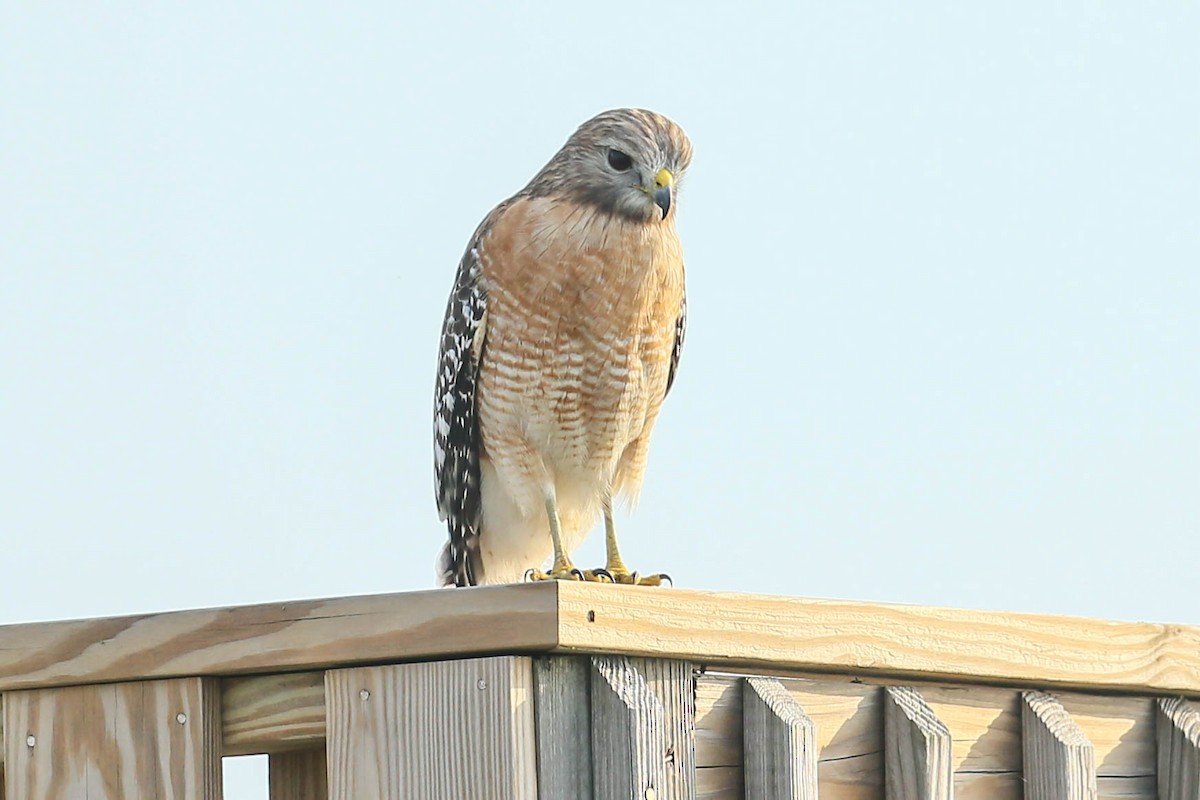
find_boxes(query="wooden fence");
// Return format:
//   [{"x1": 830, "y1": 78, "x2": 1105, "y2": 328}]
[{"x1": 1, "y1": 582, "x2": 1198, "y2": 798}]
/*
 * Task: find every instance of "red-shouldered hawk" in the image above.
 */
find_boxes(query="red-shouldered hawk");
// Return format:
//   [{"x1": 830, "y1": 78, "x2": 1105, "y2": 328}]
[{"x1": 434, "y1": 108, "x2": 691, "y2": 587}]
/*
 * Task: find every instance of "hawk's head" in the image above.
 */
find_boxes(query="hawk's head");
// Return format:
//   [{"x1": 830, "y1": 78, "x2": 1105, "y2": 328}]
[{"x1": 527, "y1": 108, "x2": 693, "y2": 223}]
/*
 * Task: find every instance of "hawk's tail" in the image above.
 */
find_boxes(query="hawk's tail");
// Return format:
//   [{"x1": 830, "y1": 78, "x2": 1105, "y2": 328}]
[{"x1": 436, "y1": 542, "x2": 458, "y2": 587}]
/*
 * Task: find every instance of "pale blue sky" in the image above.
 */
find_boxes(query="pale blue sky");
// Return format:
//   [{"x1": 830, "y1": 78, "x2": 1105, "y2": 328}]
[{"x1": 2, "y1": 3, "x2": 1197, "y2": 794}]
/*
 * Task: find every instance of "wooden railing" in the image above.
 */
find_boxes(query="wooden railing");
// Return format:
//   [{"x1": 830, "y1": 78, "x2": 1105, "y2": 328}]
[{"x1": 1, "y1": 582, "x2": 1198, "y2": 798}]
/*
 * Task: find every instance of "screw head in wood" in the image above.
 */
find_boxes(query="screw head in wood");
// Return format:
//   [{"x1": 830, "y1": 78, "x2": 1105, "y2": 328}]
[
  {"x1": 176, "y1": 713, "x2": 188, "y2": 724},
  {"x1": 477, "y1": 678, "x2": 487, "y2": 690},
  {"x1": 644, "y1": 789, "x2": 657, "y2": 800},
  {"x1": 26, "y1": 734, "x2": 36, "y2": 747},
  {"x1": 360, "y1": 689, "x2": 370, "y2": 701}
]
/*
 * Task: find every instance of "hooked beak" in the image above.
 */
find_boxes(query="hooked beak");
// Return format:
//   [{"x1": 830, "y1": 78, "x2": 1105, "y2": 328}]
[{"x1": 652, "y1": 168, "x2": 673, "y2": 219}]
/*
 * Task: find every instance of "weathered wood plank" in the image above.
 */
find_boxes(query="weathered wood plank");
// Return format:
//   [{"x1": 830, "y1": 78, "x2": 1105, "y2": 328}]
[
  {"x1": 699, "y1": 675, "x2": 1159, "y2": 800},
  {"x1": 325, "y1": 656, "x2": 536, "y2": 800},
  {"x1": 224, "y1": 671, "x2": 326, "y2": 756},
  {"x1": 4, "y1": 584, "x2": 1200, "y2": 697},
  {"x1": 697, "y1": 674, "x2": 883, "y2": 800},
  {"x1": 1022, "y1": 690, "x2": 1097, "y2": 800},
  {"x1": 0, "y1": 584, "x2": 558, "y2": 692},
  {"x1": 1158, "y1": 697, "x2": 1200, "y2": 800},
  {"x1": 533, "y1": 656, "x2": 592, "y2": 800},
  {"x1": 634, "y1": 657, "x2": 697, "y2": 800},
  {"x1": 3, "y1": 677, "x2": 221, "y2": 799},
  {"x1": 556, "y1": 583, "x2": 1200, "y2": 694},
  {"x1": 591, "y1": 655, "x2": 696, "y2": 800},
  {"x1": 883, "y1": 686, "x2": 951, "y2": 799},
  {"x1": 743, "y1": 676, "x2": 817, "y2": 800},
  {"x1": 270, "y1": 749, "x2": 328, "y2": 800}
]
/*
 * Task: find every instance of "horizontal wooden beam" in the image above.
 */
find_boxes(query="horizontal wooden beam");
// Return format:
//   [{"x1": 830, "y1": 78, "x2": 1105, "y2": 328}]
[
  {"x1": 554, "y1": 583, "x2": 1200, "y2": 695},
  {"x1": 0, "y1": 585, "x2": 558, "y2": 693},
  {"x1": 223, "y1": 672, "x2": 326, "y2": 756},
  {"x1": 1, "y1": 583, "x2": 1199, "y2": 697}
]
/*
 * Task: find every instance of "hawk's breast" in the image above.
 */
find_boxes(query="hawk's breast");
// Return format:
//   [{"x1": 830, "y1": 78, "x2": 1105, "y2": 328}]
[{"x1": 476, "y1": 197, "x2": 685, "y2": 478}]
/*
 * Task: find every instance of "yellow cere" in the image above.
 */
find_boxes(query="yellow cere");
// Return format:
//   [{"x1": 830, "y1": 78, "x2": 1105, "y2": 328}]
[{"x1": 654, "y1": 168, "x2": 673, "y2": 189}]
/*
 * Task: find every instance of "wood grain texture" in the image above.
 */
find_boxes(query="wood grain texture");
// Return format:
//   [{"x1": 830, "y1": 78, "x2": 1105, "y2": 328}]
[
  {"x1": 4, "y1": 584, "x2": 1200, "y2": 697},
  {"x1": 590, "y1": 655, "x2": 696, "y2": 800},
  {"x1": 1022, "y1": 690, "x2": 1097, "y2": 800},
  {"x1": 590, "y1": 655, "x2": 665, "y2": 799},
  {"x1": 742, "y1": 676, "x2": 817, "y2": 800},
  {"x1": 883, "y1": 687, "x2": 951, "y2": 800},
  {"x1": 325, "y1": 657, "x2": 536, "y2": 800},
  {"x1": 533, "y1": 656, "x2": 592, "y2": 800},
  {"x1": 696, "y1": 674, "x2": 882, "y2": 800},
  {"x1": 3, "y1": 677, "x2": 221, "y2": 799},
  {"x1": 633, "y1": 657, "x2": 697, "y2": 800},
  {"x1": 555, "y1": 583, "x2": 1200, "y2": 694},
  {"x1": 697, "y1": 766, "x2": 741, "y2": 800},
  {"x1": 1157, "y1": 697, "x2": 1200, "y2": 800},
  {"x1": 0, "y1": 584, "x2": 558, "y2": 692},
  {"x1": 223, "y1": 672, "x2": 326, "y2": 756},
  {"x1": 270, "y1": 749, "x2": 328, "y2": 800},
  {"x1": 211, "y1": 667, "x2": 1159, "y2": 783},
  {"x1": 696, "y1": 675, "x2": 1160, "y2": 800}
]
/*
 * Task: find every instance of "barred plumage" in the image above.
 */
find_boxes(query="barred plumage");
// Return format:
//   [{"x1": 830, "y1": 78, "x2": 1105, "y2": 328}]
[{"x1": 434, "y1": 109, "x2": 692, "y2": 587}]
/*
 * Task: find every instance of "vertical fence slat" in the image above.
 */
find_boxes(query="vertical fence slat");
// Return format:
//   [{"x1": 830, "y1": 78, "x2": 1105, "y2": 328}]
[
  {"x1": 590, "y1": 655, "x2": 695, "y2": 800},
  {"x1": 1021, "y1": 690, "x2": 1096, "y2": 800},
  {"x1": 742, "y1": 676, "x2": 817, "y2": 800},
  {"x1": 1158, "y1": 697, "x2": 1200, "y2": 800},
  {"x1": 3, "y1": 677, "x2": 222, "y2": 800},
  {"x1": 534, "y1": 656, "x2": 592, "y2": 800},
  {"x1": 325, "y1": 656, "x2": 537, "y2": 800},
  {"x1": 270, "y1": 749, "x2": 328, "y2": 800},
  {"x1": 634, "y1": 658, "x2": 696, "y2": 800},
  {"x1": 883, "y1": 686, "x2": 952, "y2": 800}
]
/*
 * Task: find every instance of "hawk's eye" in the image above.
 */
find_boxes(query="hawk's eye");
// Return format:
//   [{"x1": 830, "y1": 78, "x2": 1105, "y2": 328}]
[{"x1": 606, "y1": 149, "x2": 633, "y2": 172}]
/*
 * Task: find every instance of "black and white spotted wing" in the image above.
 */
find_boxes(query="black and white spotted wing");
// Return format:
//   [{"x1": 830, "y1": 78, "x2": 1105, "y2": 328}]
[
  {"x1": 433, "y1": 244, "x2": 488, "y2": 587},
  {"x1": 665, "y1": 291, "x2": 686, "y2": 397}
]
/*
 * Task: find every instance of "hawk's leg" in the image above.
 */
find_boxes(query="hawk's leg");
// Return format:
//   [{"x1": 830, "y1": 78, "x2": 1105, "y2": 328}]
[
  {"x1": 584, "y1": 497, "x2": 671, "y2": 586},
  {"x1": 526, "y1": 492, "x2": 584, "y2": 582}
]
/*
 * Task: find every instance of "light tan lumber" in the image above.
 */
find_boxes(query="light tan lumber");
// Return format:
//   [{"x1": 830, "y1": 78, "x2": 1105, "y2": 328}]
[
  {"x1": 223, "y1": 671, "x2": 326, "y2": 756},
  {"x1": 1057, "y1": 693, "x2": 1155, "y2": 780},
  {"x1": 533, "y1": 656, "x2": 592, "y2": 799},
  {"x1": 555, "y1": 583, "x2": 1200, "y2": 694},
  {"x1": 270, "y1": 749, "x2": 328, "y2": 800},
  {"x1": 743, "y1": 676, "x2": 818, "y2": 799},
  {"x1": 883, "y1": 686, "x2": 951, "y2": 799},
  {"x1": 0, "y1": 584, "x2": 557, "y2": 692},
  {"x1": 4, "y1": 583, "x2": 1200, "y2": 697},
  {"x1": 1157, "y1": 697, "x2": 1200, "y2": 799},
  {"x1": 1022, "y1": 690, "x2": 1097, "y2": 800},
  {"x1": 699, "y1": 675, "x2": 1157, "y2": 800},
  {"x1": 590, "y1": 655, "x2": 693, "y2": 800},
  {"x1": 698, "y1": 766, "x2": 742, "y2": 800},
  {"x1": 697, "y1": 674, "x2": 883, "y2": 800},
  {"x1": 696, "y1": 672, "x2": 743, "y2": 769},
  {"x1": 325, "y1": 656, "x2": 536, "y2": 800},
  {"x1": 3, "y1": 677, "x2": 221, "y2": 799}
]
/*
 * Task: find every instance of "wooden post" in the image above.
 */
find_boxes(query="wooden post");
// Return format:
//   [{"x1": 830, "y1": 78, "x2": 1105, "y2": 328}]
[
  {"x1": 325, "y1": 656, "x2": 537, "y2": 800},
  {"x1": 270, "y1": 749, "x2": 328, "y2": 800},
  {"x1": 742, "y1": 676, "x2": 817, "y2": 800},
  {"x1": 883, "y1": 686, "x2": 951, "y2": 800},
  {"x1": 533, "y1": 656, "x2": 592, "y2": 800},
  {"x1": 3, "y1": 677, "x2": 221, "y2": 799},
  {"x1": 590, "y1": 655, "x2": 695, "y2": 800},
  {"x1": 1021, "y1": 690, "x2": 1096, "y2": 800},
  {"x1": 1158, "y1": 697, "x2": 1200, "y2": 799}
]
